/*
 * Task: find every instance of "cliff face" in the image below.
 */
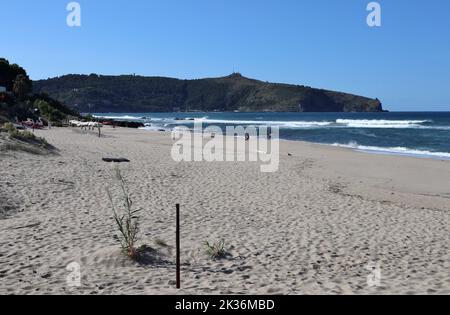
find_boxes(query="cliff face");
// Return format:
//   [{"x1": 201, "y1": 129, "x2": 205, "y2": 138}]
[{"x1": 33, "y1": 73, "x2": 383, "y2": 113}]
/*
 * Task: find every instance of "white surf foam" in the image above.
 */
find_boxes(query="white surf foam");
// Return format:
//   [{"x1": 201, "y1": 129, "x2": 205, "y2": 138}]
[
  {"x1": 176, "y1": 118, "x2": 445, "y2": 130},
  {"x1": 332, "y1": 141, "x2": 450, "y2": 159},
  {"x1": 192, "y1": 118, "x2": 333, "y2": 129},
  {"x1": 335, "y1": 119, "x2": 432, "y2": 129}
]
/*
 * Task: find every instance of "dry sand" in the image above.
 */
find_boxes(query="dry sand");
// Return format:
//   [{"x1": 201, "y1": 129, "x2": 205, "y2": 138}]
[{"x1": 0, "y1": 127, "x2": 449, "y2": 295}]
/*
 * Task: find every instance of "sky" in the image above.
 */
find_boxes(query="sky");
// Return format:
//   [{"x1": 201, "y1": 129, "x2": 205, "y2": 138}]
[{"x1": 1, "y1": 0, "x2": 450, "y2": 111}]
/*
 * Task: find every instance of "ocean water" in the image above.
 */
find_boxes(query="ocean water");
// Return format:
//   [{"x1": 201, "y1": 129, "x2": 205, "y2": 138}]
[{"x1": 94, "y1": 112, "x2": 450, "y2": 160}]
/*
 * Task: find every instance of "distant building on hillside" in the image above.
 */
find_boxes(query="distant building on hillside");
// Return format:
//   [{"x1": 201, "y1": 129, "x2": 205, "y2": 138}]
[{"x1": 0, "y1": 86, "x2": 6, "y2": 93}]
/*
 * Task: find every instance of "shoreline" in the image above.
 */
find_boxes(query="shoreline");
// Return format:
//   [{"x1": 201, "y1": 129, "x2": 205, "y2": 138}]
[
  {"x1": 285, "y1": 139, "x2": 450, "y2": 162},
  {"x1": 92, "y1": 112, "x2": 450, "y2": 163},
  {"x1": 137, "y1": 126, "x2": 450, "y2": 162}
]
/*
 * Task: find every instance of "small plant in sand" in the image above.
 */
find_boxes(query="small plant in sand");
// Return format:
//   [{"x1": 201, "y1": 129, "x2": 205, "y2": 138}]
[
  {"x1": 203, "y1": 239, "x2": 229, "y2": 260},
  {"x1": 107, "y1": 166, "x2": 141, "y2": 260}
]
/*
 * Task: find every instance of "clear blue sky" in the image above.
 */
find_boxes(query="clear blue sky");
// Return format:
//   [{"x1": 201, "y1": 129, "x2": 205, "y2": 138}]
[{"x1": 1, "y1": 0, "x2": 449, "y2": 111}]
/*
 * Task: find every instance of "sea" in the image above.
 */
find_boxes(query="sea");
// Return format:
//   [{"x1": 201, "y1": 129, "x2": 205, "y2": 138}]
[{"x1": 93, "y1": 112, "x2": 450, "y2": 160}]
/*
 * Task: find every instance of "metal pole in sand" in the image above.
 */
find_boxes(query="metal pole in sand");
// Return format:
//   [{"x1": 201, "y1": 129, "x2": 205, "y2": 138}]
[{"x1": 176, "y1": 204, "x2": 181, "y2": 289}]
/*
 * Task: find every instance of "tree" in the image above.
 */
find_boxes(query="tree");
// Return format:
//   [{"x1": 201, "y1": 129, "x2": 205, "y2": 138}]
[
  {"x1": 13, "y1": 74, "x2": 32, "y2": 99},
  {"x1": 0, "y1": 58, "x2": 27, "y2": 90},
  {"x1": 34, "y1": 99, "x2": 62, "y2": 123}
]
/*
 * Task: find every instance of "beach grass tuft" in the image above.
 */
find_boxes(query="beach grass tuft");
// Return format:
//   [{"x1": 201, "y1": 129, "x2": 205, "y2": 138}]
[
  {"x1": 203, "y1": 239, "x2": 229, "y2": 260},
  {"x1": 107, "y1": 166, "x2": 141, "y2": 260},
  {"x1": 2, "y1": 122, "x2": 49, "y2": 147}
]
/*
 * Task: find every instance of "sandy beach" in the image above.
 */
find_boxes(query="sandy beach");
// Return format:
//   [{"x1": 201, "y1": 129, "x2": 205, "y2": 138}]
[{"x1": 0, "y1": 127, "x2": 449, "y2": 295}]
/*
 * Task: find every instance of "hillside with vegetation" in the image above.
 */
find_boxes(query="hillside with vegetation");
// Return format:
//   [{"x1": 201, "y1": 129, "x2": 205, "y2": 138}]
[
  {"x1": 34, "y1": 73, "x2": 384, "y2": 113},
  {"x1": 0, "y1": 58, "x2": 80, "y2": 125}
]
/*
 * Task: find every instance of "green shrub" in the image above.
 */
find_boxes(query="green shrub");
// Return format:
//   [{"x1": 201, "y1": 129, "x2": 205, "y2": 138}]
[
  {"x1": 11, "y1": 130, "x2": 36, "y2": 141},
  {"x1": 3, "y1": 122, "x2": 16, "y2": 133}
]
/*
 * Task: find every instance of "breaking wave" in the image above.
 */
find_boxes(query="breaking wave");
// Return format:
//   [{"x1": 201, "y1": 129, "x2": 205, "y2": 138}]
[{"x1": 332, "y1": 141, "x2": 450, "y2": 159}]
